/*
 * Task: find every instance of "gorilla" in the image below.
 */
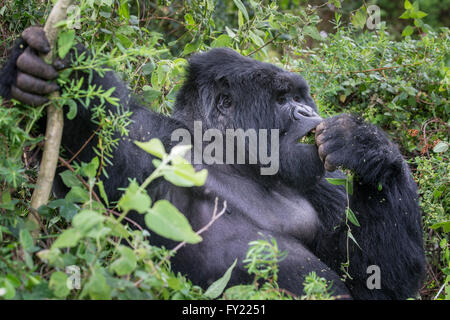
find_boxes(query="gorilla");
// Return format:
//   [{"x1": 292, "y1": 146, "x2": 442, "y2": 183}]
[{"x1": 0, "y1": 27, "x2": 425, "y2": 299}]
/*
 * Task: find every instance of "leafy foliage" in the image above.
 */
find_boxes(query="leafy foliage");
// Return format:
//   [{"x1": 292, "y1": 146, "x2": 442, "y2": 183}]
[{"x1": 0, "y1": 0, "x2": 448, "y2": 300}]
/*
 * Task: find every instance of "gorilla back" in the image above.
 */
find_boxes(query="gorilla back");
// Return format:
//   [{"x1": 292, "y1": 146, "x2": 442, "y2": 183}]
[{"x1": 0, "y1": 27, "x2": 425, "y2": 300}]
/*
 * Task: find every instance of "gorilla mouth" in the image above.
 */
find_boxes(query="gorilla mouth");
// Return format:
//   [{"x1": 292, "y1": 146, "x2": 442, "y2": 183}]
[{"x1": 299, "y1": 128, "x2": 316, "y2": 145}]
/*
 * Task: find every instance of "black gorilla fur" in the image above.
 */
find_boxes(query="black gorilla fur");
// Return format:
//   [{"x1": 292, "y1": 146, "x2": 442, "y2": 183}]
[{"x1": 0, "y1": 29, "x2": 425, "y2": 299}]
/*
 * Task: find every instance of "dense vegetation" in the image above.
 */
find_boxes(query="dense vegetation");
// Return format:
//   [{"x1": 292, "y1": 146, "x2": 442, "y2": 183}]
[{"x1": 0, "y1": 0, "x2": 448, "y2": 300}]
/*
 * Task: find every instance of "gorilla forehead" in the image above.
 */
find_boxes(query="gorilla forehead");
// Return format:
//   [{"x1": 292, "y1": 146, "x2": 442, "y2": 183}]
[{"x1": 187, "y1": 48, "x2": 309, "y2": 92}]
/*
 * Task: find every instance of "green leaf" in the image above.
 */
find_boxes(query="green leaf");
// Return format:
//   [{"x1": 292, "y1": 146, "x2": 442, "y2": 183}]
[
  {"x1": 211, "y1": 34, "x2": 232, "y2": 48},
  {"x1": 118, "y1": 180, "x2": 152, "y2": 214},
  {"x1": 346, "y1": 208, "x2": 360, "y2": 227},
  {"x1": 0, "y1": 278, "x2": 16, "y2": 299},
  {"x1": 183, "y1": 40, "x2": 201, "y2": 56},
  {"x1": 96, "y1": 181, "x2": 109, "y2": 207},
  {"x1": 304, "y1": 25, "x2": 323, "y2": 41},
  {"x1": 19, "y1": 229, "x2": 33, "y2": 252},
  {"x1": 65, "y1": 186, "x2": 90, "y2": 203},
  {"x1": 248, "y1": 30, "x2": 264, "y2": 47},
  {"x1": 135, "y1": 138, "x2": 166, "y2": 159},
  {"x1": 233, "y1": 0, "x2": 249, "y2": 21},
  {"x1": 59, "y1": 170, "x2": 83, "y2": 188},
  {"x1": 402, "y1": 25, "x2": 414, "y2": 37},
  {"x1": 116, "y1": 33, "x2": 133, "y2": 48},
  {"x1": 65, "y1": 99, "x2": 78, "y2": 120},
  {"x1": 331, "y1": 0, "x2": 341, "y2": 8},
  {"x1": 52, "y1": 228, "x2": 82, "y2": 249},
  {"x1": 58, "y1": 29, "x2": 76, "y2": 59},
  {"x1": 411, "y1": 10, "x2": 427, "y2": 19},
  {"x1": 0, "y1": 191, "x2": 17, "y2": 210},
  {"x1": 204, "y1": 259, "x2": 237, "y2": 299},
  {"x1": 163, "y1": 161, "x2": 208, "y2": 187},
  {"x1": 72, "y1": 209, "x2": 105, "y2": 234},
  {"x1": 83, "y1": 268, "x2": 111, "y2": 300},
  {"x1": 433, "y1": 141, "x2": 448, "y2": 153},
  {"x1": 81, "y1": 157, "x2": 99, "y2": 179},
  {"x1": 105, "y1": 218, "x2": 130, "y2": 238},
  {"x1": 142, "y1": 62, "x2": 155, "y2": 75},
  {"x1": 377, "y1": 182, "x2": 383, "y2": 191},
  {"x1": 345, "y1": 176, "x2": 353, "y2": 196},
  {"x1": 351, "y1": 7, "x2": 366, "y2": 29},
  {"x1": 238, "y1": 10, "x2": 244, "y2": 28},
  {"x1": 110, "y1": 246, "x2": 137, "y2": 276},
  {"x1": 49, "y1": 272, "x2": 70, "y2": 298},
  {"x1": 145, "y1": 200, "x2": 202, "y2": 244},
  {"x1": 431, "y1": 221, "x2": 450, "y2": 233},
  {"x1": 347, "y1": 231, "x2": 361, "y2": 249},
  {"x1": 404, "y1": 0, "x2": 412, "y2": 9},
  {"x1": 49, "y1": 199, "x2": 78, "y2": 222},
  {"x1": 399, "y1": 11, "x2": 411, "y2": 19},
  {"x1": 169, "y1": 144, "x2": 192, "y2": 158},
  {"x1": 142, "y1": 86, "x2": 162, "y2": 103},
  {"x1": 325, "y1": 178, "x2": 347, "y2": 186},
  {"x1": 184, "y1": 13, "x2": 195, "y2": 26},
  {"x1": 118, "y1": 0, "x2": 130, "y2": 22}
]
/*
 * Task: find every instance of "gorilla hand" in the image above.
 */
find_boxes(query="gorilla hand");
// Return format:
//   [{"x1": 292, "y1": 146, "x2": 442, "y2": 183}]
[
  {"x1": 11, "y1": 26, "x2": 60, "y2": 106},
  {"x1": 314, "y1": 114, "x2": 402, "y2": 182}
]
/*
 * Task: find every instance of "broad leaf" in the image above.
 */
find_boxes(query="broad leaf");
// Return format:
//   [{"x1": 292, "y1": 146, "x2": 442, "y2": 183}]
[
  {"x1": 346, "y1": 208, "x2": 360, "y2": 227},
  {"x1": 49, "y1": 272, "x2": 70, "y2": 298},
  {"x1": 118, "y1": 180, "x2": 152, "y2": 214},
  {"x1": 204, "y1": 259, "x2": 237, "y2": 299},
  {"x1": 52, "y1": 228, "x2": 82, "y2": 249},
  {"x1": 110, "y1": 246, "x2": 137, "y2": 276},
  {"x1": 145, "y1": 200, "x2": 202, "y2": 244},
  {"x1": 135, "y1": 138, "x2": 166, "y2": 159},
  {"x1": 58, "y1": 29, "x2": 75, "y2": 59}
]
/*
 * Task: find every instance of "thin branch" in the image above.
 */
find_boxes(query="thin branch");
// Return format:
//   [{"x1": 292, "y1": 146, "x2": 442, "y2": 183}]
[
  {"x1": 167, "y1": 198, "x2": 227, "y2": 257},
  {"x1": 30, "y1": 0, "x2": 74, "y2": 234},
  {"x1": 134, "y1": 198, "x2": 227, "y2": 288},
  {"x1": 68, "y1": 125, "x2": 101, "y2": 164},
  {"x1": 247, "y1": 33, "x2": 280, "y2": 57}
]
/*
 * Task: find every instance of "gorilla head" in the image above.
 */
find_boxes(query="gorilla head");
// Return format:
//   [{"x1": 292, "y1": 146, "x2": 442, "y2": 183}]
[{"x1": 173, "y1": 48, "x2": 325, "y2": 189}]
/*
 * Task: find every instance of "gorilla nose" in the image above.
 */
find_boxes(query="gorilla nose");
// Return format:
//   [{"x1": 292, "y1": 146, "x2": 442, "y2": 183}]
[{"x1": 292, "y1": 104, "x2": 317, "y2": 120}]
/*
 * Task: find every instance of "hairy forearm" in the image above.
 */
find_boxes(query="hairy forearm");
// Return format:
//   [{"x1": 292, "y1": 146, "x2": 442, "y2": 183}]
[{"x1": 0, "y1": 39, "x2": 24, "y2": 99}]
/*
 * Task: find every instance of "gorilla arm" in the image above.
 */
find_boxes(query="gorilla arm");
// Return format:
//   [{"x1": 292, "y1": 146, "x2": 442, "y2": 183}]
[{"x1": 307, "y1": 114, "x2": 425, "y2": 299}]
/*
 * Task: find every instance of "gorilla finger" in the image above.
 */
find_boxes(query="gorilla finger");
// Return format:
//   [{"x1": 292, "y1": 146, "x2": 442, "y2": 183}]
[
  {"x1": 53, "y1": 58, "x2": 68, "y2": 70},
  {"x1": 318, "y1": 143, "x2": 326, "y2": 162},
  {"x1": 324, "y1": 157, "x2": 337, "y2": 172},
  {"x1": 17, "y1": 48, "x2": 58, "y2": 80},
  {"x1": 315, "y1": 132, "x2": 326, "y2": 145},
  {"x1": 21, "y1": 26, "x2": 50, "y2": 54},
  {"x1": 315, "y1": 122, "x2": 326, "y2": 136},
  {"x1": 17, "y1": 72, "x2": 59, "y2": 95},
  {"x1": 11, "y1": 85, "x2": 49, "y2": 107},
  {"x1": 318, "y1": 140, "x2": 344, "y2": 162}
]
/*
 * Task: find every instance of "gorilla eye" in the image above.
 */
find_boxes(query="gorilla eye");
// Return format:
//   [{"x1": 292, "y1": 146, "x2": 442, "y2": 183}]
[
  {"x1": 217, "y1": 94, "x2": 232, "y2": 110},
  {"x1": 276, "y1": 94, "x2": 287, "y2": 104},
  {"x1": 222, "y1": 95, "x2": 231, "y2": 108},
  {"x1": 293, "y1": 95, "x2": 302, "y2": 103}
]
